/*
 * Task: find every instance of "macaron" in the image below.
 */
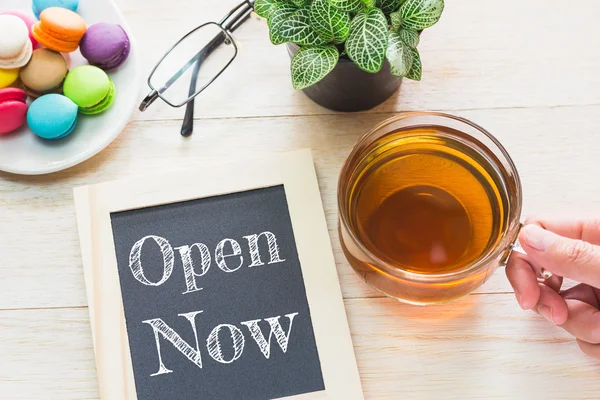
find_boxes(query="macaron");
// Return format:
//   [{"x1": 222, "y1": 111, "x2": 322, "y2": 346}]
[
  {"x1": 1, "y1": 10, "x2": 39, "y2": 49},
  {"x1": 32, "y1": 7, "x2": 87, "y2": 53},
  {"x1": 20, "y1": 49, "x2": 68, "y2": 98},
  {"x1": 0, "y1": 88, "x2": 28, "y2": 135},
  {"x1": 0, "y1": 69, "x2": 20, "y2": 89},
  {"x1": 32, "y1": 0, "x2": 79, "y2": 19},
  {"x1": 27, "y1": 94, "x2": 78, "y2": 139},
  {"x1": 80, "y1": 23, "x2": 131, "y2": 71},
  {"x1": 63, "y1": 65, "x2": 115, "y2": 115},
  {"x1": 0, "y1": 15, "x2": 33, "y2": 68}
]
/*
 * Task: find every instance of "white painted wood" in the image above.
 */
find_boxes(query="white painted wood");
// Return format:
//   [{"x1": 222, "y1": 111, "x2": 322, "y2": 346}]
[
  {"x1": 1, "y1": 0, "x2": 600, "y2": 397},
  {"x1": 1, "y1": 296, "x2": 598, "y2": 400}
]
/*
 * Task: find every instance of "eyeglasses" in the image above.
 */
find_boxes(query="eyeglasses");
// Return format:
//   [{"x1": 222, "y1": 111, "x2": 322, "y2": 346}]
[{"x1": 139, "y1": 0, "x2": 254, "y2": 136}]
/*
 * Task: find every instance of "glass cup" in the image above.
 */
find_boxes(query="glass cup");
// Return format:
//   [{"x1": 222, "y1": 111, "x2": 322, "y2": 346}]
[{"x1": 338, "y1": 112, "x2": 522, "y2": 305}]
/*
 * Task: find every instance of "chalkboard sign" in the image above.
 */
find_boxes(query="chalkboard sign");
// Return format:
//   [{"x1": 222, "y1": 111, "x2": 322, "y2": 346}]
[
  {"x1": 111, "y1": 186, "x2": 324, "y2": 399},
  {"x1": 74, "y1": 150, "x2": 363, "y2": 400}
]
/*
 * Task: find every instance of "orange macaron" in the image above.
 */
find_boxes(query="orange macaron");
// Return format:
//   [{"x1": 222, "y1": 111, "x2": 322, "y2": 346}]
[{"x1": 32, "y1": 7, "x2": 86, "y2": 53}]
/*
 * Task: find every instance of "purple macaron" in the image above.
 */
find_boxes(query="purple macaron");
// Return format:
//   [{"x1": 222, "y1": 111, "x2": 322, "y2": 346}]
[{"x1": 80, "y1": 23, "x2": 130, "y2": 71}]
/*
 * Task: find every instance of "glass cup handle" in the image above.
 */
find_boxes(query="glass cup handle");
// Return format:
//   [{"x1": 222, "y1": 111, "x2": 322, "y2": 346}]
[{"x1": 502, "y1": 223, "x2": 554, "y2": 280}]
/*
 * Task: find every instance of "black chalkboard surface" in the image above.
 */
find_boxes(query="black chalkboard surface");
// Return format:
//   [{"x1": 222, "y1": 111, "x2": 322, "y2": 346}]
[{"x1": 110, "y1": 186, "x2": 325, "y2": 400}]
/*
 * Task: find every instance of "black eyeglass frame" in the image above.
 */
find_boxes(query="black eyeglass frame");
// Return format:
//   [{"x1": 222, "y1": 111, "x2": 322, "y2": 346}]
[{"x1": 139, "y1": 0, "x2": 254, "y2": 112}]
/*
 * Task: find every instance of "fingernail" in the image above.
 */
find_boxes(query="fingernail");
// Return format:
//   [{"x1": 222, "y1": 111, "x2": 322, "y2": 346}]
[
  {"x1": 538, "y1": 305, "x2": 555, "y2": 324},
  {"x1": 522, "y1": 225, "x2": 554, "y2": 251}
]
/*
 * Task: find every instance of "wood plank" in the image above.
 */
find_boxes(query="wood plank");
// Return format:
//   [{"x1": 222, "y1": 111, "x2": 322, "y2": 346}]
[
  {"x1": 1, "y1": 106, "x2": 599, "y2": 310},
  {"x1": 115, "y1": 0, "x2": 600, "y2": 121},
  {"x1": 0, "y1": 306, "x2": 99, "y2": 400},
  {"x1": 349, "y1": 295, "x2": 600, "y2": 400},
  {"x1": 1, "y1": 296, "x2": 598, "y2": 399}
]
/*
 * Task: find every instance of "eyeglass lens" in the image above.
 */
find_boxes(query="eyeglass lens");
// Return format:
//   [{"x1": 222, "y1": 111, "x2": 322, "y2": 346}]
[{"x1": 149, "y1": 23, "x2": 237, "y2": 107}]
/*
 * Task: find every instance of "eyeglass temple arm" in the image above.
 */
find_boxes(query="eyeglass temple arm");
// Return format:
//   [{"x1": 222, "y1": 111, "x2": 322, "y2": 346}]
[
  {"x1": 180, "y1": 1, "x2": 254, "y2": 136},
  {"x1": 140, "y1": 90, "x2": 158, "y2": 112},
  {"x1": 180, "y1": 33, "x2": 231, "y2": 136},
  {"x1": 220, "y1": 0, "x2": 254, "y2": 28}
]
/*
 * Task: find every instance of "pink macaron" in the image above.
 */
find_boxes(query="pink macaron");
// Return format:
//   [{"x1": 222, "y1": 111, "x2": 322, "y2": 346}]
[
  {"x1": 1, "y1": 10, "x2": 39, "y2": 49},
  {"x1": 0, "y1": 88, "x2": 28, "y2": 135}
]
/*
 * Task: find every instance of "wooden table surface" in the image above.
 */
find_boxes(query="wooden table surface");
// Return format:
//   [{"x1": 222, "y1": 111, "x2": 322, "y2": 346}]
[{"x1": 2, "y1": 0, "x2": 600, "y2": 399}]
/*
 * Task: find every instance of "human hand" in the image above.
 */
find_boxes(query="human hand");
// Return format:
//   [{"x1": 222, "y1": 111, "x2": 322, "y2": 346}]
[{"x1": 506, "y1": 217, "x2": 600, "y2": 359}]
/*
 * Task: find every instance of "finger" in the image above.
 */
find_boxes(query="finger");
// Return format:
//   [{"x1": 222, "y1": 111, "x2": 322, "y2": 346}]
[
  {"x1": 535, "y1": 283, "x2": 569, "y2": 325},
  {"x1": 520, "y1": 224, "x2": 600, "y2": 288},
  {"x1": 560, "y1": 299, "x2": 600, "y2": 344},
  {"x1": 510, "y1": 247, "x2": 563, "y2": 292},
  {"x1": 561, "y1": 284, "x2": 600, "y2": 308},
  {"x1": 506, "y1": 253, "x2": 540, "y2": 310},
  {"x1": 525, "y1": 217, "x2": 600, "y2": 245},
  {"x1": 577, "y1": 339, "x2": 600, "y2": 360},
  {"x1": 530, "y1": 259, "x2": 564, "y2": 292}
]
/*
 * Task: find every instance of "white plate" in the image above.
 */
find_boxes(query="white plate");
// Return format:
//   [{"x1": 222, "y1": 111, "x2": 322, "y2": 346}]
[{"x1": 0, "y1": 0, "x2": 141, "y2": 175}]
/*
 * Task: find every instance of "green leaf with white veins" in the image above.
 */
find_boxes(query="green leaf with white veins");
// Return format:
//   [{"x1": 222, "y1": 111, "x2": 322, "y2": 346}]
[
  {"x1": 399, "y1": 28, "x2": 419, "y2": 48},
  {"x1": 290, "y1": 0, "x2": 309, "y2": 6},
  {"x1": 309, "y1": 0, "x2": 350, "y2": 43},
  {"x1": 328, "y1": 0, "x2": 363, "y2": 12},
  {"x1": 268, "y1": 3, "x2": 298, "y2": 45},
  {"x1": 362, "y1": 0, "x2": 376, "y2": 7},
  {"x1": 406, "y1": 47, "x2": 422, "y2": 80},
  {"x1": 378, "y1": 0, "x2": 405, "y2": 14},
  {"x1": 345, "y1": 8, "x2": 388, "y2": 73},
  {"x1": 279, "y1": 7, "x2": 328, "y2": 46},
  {"x1": 254, "y1": 0, "x2": 283, "y2": 18},
  {"x1": 386, "y1": 30, "x2": 413, "y2": 77},
  {"x1": 399, "y1": 0, "x2": 444, "y2": 30},
  {"x1": 390, "y1": 10, "x2": 402, "y2": 30},
  {"x1": 291, "y1": 45, "x2": 339, "y2": 89}
]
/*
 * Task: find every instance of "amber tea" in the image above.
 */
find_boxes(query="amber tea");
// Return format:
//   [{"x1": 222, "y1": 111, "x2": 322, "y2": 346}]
[
  {"x1": 338, "y1": 113, "x2": 522, "y2": 304},
  {"x1": 353, "y1": 128, "x2": 505, "y2": 274}
]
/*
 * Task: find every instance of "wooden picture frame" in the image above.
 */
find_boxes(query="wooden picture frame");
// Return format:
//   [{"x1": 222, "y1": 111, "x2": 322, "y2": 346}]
[{"x1": 74, "y1": 149, "x2": 363, "y2": 400}]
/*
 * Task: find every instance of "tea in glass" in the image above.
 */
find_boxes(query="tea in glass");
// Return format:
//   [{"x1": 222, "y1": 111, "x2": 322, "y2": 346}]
[{"x1": 338, "y1": 113, "x2": 522, "y2": 304}]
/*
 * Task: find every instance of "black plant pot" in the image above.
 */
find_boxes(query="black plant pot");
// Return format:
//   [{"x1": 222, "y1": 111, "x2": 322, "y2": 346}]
[{"x1": 287, "y1": 44, "x2": 402, "y2": 112}]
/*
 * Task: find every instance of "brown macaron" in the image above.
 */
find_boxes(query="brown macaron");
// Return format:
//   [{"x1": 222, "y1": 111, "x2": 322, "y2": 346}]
[{"x1": 19, "y1": 48, "x2": 68, "y2": 98}]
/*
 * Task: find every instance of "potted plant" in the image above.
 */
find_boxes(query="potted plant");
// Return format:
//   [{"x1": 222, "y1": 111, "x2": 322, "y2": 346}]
[{"x1": 255, "y1": 0, "x2": 444, "y2": 111}]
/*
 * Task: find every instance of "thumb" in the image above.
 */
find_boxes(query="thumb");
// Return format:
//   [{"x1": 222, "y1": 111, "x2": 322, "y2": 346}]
[{"x1": 520, "y1": 224, "x2": 600, "y2": 288}]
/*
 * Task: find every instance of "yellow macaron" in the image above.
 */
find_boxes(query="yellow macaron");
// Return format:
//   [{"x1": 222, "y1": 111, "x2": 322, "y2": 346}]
[{"x1": 0, "y1": 69, "x2": 20, "y2": 89}]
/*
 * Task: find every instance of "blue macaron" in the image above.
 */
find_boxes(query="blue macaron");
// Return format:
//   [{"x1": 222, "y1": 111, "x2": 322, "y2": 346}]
[
  {"x1": 27, "y1": 94, "x2": 78, "y2": 139},
  {"x1": 32, "y1": 0, "x2": 79, "y2": 19}
]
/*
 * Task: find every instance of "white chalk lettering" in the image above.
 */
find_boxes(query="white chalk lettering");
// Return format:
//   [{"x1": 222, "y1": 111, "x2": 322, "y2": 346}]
[
  {"x1": 175, "y1": 243, "x2": 211, "y2": 294},
  {"x1": 129, "y1": 235, "x2": 174, "y2": 286},
  {"x1": 215, "y1": 238, "x2": 243, "y2": 272},
  {"x1": 128, "y1": 230, "x2": 288, "y2": 291},
  {"x1": 142, "y1": 310, "x2": 204, "y2": 376},
  {"x1": 241, "y1": 312, "x2": 298, "y2": 359},
  {"x1": 243, "y1": 231, "x2": 286, "y2": 267},
  {"x1": 206, "y1": 324, "x2": 245, "y2": 364}
]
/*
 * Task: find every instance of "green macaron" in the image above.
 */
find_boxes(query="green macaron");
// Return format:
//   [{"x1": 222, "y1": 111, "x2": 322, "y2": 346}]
[{"x1": 63, "y1": 65, "x2": 115, "y2": 115}]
